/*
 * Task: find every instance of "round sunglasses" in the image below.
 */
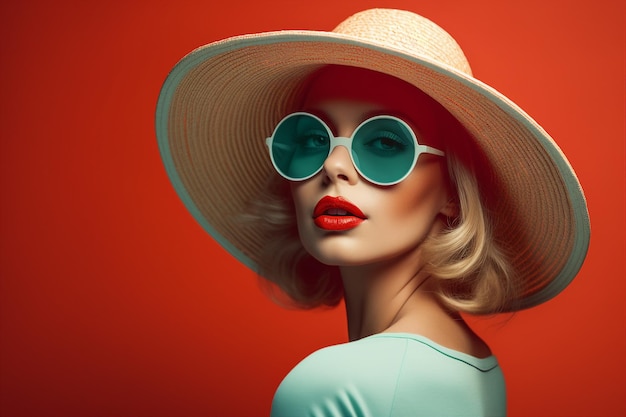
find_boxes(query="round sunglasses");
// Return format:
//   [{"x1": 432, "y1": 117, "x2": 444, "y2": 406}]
[{"x1": 265, "y1": 112, "x2": 445, "y2": 185}]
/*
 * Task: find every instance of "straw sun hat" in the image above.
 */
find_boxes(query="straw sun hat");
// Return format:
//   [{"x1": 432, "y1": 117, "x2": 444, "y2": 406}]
[{"x1": 155, "y1": 8, "x2": 590, "y2": 311}]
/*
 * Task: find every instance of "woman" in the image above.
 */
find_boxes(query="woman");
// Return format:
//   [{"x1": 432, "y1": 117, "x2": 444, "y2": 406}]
[{"x1": 156, "y1": 8, "x2": 590, "y2": 416}]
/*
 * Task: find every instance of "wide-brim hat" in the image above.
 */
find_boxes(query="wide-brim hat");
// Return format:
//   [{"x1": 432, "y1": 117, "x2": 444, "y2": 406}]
[{"x1": 155, "y1": 8, "x2": 590, "y2": 311}]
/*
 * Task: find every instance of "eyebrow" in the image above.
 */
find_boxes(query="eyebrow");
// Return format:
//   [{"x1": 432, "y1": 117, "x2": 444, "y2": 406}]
[
  {"x1": 302, "y1": 107, "x2": 426, "y2": 139},
  {"x1": 299, "y1": 108, "x2": 337, "y2": 132},
  {"x1": 363, "y1": 110, "x2": 429, "y2": 141}
]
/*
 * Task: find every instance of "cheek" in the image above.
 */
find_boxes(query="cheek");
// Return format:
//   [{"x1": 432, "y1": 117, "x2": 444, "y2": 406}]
[{"x1": 386, "y1": 167, "x2": 449, "y2": 221}]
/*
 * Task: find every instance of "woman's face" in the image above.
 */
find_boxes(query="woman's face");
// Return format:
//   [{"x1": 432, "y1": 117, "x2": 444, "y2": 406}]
[{"x1": 290, "y1": 66, "x2": 456, "y2": 268}]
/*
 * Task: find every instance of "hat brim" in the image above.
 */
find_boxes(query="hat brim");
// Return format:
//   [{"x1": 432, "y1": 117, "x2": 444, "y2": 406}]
[{"x1": 156, "y1": 31, "x2": 590, "y2": 311}]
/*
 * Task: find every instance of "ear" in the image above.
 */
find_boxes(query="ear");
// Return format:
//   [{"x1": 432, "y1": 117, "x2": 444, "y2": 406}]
[{"x1": 440, "y1": 198, "x2": 459, "y2": 218}]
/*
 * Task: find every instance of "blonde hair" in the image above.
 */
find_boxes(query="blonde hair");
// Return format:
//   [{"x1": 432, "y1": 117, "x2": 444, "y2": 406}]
[{"x1": 420, "y1": 152, "x2": 520, "y2": 314}]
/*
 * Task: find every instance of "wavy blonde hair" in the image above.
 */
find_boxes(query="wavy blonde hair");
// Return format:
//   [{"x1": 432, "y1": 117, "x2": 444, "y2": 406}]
[{"x1": 421, "y1": 150, "x2": 520, "y2": 314}]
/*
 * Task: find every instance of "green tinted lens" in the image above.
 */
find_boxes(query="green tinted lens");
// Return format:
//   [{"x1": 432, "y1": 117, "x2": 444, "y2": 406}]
[
  {"x1": 352, "y1": 118, "x2": 416, "y2": 184},
  {"x1": 271, "y1": 114, "x2": 330, "y2": 179}
]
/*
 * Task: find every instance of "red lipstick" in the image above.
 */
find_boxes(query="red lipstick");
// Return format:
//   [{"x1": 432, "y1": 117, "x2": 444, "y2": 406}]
[{"x1": 313, "y1": 196, "x2": 366, "y2": 231}]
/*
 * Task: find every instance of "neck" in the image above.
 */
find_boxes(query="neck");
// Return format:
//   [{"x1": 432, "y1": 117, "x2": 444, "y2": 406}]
[
  {"x1": 338, "y1": 246, "x2": 493, "y2": 358},
  {"x1": 340, "y1": 247, "x2": 440, "y2": 341}
]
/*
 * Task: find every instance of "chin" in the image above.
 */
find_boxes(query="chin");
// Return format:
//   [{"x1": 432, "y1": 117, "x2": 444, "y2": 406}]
[
  {"x1": 304, "y1": 243, "x2": 392, "y2": 268},
  {"x1": 301, "y1": 241, "x2": 363, "y2": 267}
]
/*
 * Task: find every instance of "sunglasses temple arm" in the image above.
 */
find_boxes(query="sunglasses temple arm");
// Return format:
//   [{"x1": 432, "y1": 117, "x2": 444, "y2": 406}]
[{"x1": 419, "y1": 145, "x2": 445, "y2": 157}]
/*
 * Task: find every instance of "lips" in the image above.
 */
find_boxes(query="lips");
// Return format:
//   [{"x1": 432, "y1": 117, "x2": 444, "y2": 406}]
[{"x1": 313, "y1": 196, "x2": 366, "y2": 231}]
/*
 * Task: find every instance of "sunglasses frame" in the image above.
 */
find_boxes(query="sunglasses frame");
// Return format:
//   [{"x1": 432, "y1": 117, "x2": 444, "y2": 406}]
[{"x1": 265, "y1": 111, "x2": 445, "y2": 186}]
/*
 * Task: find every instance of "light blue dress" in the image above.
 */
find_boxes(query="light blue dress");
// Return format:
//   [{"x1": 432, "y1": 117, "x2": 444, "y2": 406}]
[{"x1": 271, "y1": 333, "x2": 506, "y2": 417}]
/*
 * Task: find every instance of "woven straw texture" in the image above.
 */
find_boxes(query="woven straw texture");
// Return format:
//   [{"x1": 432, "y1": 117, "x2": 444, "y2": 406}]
[{"x1": 156, "y1": 9, "x2": 590, "y2": 311}]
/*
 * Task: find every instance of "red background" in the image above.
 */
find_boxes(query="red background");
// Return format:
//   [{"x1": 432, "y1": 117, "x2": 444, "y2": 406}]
[{"x1": 1, "y1": 1, "x2": 624, "y2": 416}]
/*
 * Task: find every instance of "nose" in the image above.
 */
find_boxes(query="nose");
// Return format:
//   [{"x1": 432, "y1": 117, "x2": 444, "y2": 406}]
[{"x1": 322, "y1": 143, "x2": 359, "y2": 185}]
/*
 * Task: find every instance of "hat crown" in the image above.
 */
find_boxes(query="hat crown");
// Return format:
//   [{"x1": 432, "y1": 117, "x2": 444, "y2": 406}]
[{"x1": 332, "y1": 9, "x2": 473, "y2": 76}]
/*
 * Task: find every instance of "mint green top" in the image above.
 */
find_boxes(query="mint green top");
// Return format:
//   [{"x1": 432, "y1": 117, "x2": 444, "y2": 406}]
[{"x1": 271, "y1": 333, "x2": 505, "y2": 417}]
